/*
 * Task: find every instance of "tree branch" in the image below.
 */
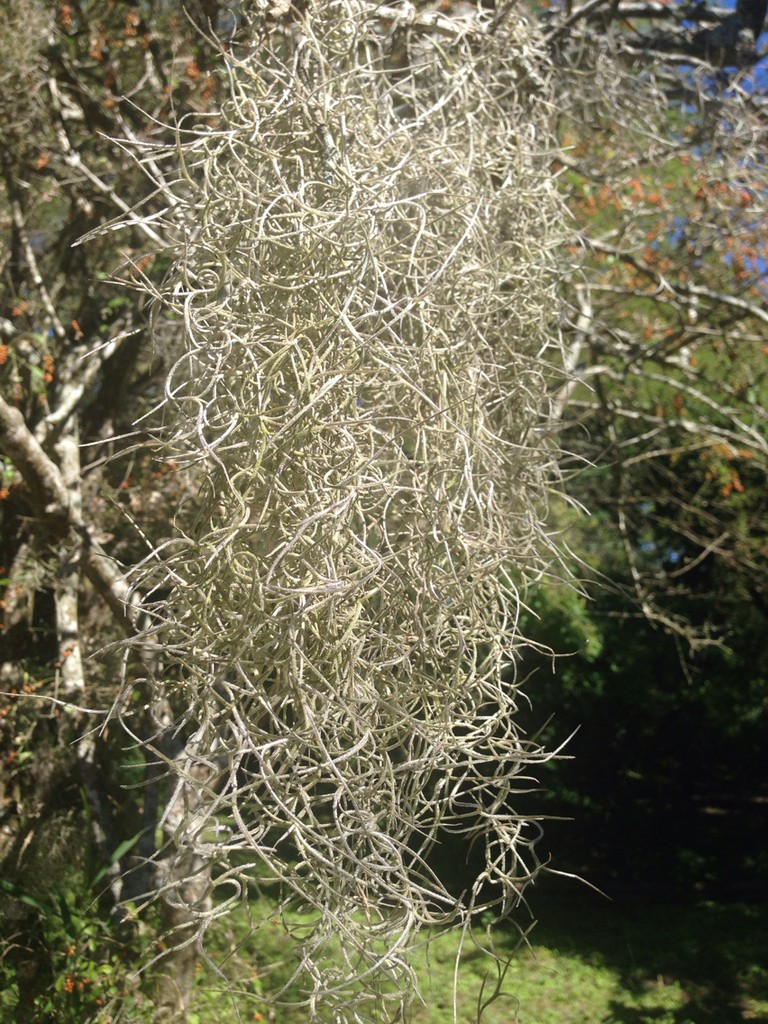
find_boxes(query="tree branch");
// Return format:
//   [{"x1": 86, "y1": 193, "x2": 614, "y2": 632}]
[
  {"x1": 0, "y1": 396, "x2": 137, "y2": 634},
  {"x1": 0, "y1": 397, "x2": 69, "y2": 525},
  {"x1": 548, "y1": 0, "x2": 765, "y2": 67},
  {"x1": 585, "y1": 238, "x2": 768, "y2": 326}
]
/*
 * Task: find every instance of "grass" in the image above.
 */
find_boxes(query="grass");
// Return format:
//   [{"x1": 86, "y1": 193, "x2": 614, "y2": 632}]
[{"x1": 191, "y1": 886, "x2": 768, "y2": 1024}]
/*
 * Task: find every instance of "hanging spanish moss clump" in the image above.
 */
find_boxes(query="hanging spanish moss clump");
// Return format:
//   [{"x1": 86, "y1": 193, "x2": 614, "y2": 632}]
[{"x1": 131, "y1": 3, "x2": 566, "y2": 1019}]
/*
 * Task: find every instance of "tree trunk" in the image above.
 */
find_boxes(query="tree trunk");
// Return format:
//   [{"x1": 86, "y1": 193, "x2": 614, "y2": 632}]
[{"x1": 153, "y1": 733, "x2": 220, "y2": 1022}]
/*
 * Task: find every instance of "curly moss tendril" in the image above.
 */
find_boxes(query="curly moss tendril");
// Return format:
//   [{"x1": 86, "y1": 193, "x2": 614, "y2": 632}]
[{"x1": 131, "y1": 5, "x2": 568, "y2": 1020}]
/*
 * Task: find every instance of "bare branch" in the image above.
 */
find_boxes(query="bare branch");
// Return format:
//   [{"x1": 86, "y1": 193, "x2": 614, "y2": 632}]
[
  {"x1": 0, "y1": 396, "x2": 137, "y2": 634},
  {"x1": 586, "y1": 238, "x2": 768, "y2": 327},
  {"x1": 0, "y1": 397, "x2": 69, "y2": 524}
]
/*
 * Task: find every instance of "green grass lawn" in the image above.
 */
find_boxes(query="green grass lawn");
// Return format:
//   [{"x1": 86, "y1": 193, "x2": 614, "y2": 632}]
[{"x1": 192, "y1": 890, "x2": 768, "y2": 1024}]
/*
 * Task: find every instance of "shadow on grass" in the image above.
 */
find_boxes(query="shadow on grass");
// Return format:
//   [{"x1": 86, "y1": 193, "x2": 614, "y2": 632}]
[
  {"x1": 528, "y1": 878, "x2": 768, "y2": 1024},
  {"x1": 194, "y1": 868, "x2": 768, "y2": 1024}
]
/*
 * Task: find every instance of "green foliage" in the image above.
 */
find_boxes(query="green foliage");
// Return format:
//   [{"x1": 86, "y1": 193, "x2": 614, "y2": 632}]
[
  {"x1": 518, "y1": 563, "x2": 768, "y2": 894},
  {"x1": 0, "y1": 879, "x2": 153, "y2": 1024},
  {"x1": 529, "y1": 1, "x2": 768, "y2": 907}
]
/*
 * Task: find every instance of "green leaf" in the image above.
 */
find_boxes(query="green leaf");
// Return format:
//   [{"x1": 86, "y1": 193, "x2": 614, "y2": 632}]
[
  {"x1": 0, "y1": 879, "x2": 54, "y2": 915},
  {"x1": 55, "y1": 889, "x2": 75, "y2": 934},
  {"x1": 91, "y1": 829, "x2": 151, "y2": 886}
]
